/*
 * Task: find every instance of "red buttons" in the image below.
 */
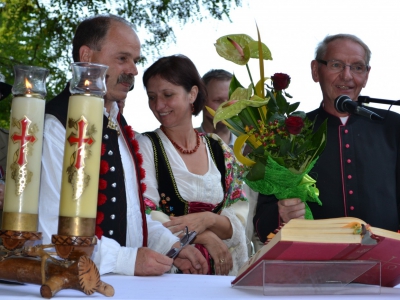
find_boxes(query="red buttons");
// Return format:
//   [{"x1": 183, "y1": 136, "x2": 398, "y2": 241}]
[
  {"x1": 345, "y1": 144, "x2": 350, "y2": 148},
  {"x1": 349, "y1": 190, "x2": 354, "y2": 195},
  {"x1": 348, "y1": 175, "x2": 352, "y2": 179},
  {"x1": 350, "y1": 206, "x2": 355, "y2": 211},
  {"x1": 347, "y1": 159, "x2": 351, "y2": 163},
  {"x1": 344, "y1": 129, "x2": 349, "y2": 134}
]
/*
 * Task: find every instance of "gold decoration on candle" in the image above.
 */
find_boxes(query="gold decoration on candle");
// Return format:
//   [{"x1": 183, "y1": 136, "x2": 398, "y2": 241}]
[
  {"x1": 9, "y1": 116, "x2": 38, "y2": 195},
  {"x1": 2, "y1": 64, "x2": 48, "y2": 233},
  {"x1": 66, "y1": 116, "x2": 96, "y2": 200}
]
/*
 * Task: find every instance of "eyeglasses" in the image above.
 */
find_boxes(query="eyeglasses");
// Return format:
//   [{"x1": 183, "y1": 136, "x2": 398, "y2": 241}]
[
  {"x1": 317, "y1": 59, "x2": 369, "y2": 74},
  {"x1": 165, "y1": 226, "x2": 197, "y2": 259}
]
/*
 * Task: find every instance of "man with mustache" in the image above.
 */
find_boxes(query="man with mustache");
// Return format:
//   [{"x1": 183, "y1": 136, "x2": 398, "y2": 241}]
[{"x1": 39, "y1": 14, "x2": 207, "y2": 276}]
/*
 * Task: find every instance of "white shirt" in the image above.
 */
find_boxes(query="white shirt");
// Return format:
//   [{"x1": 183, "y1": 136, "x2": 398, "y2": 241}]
[
  {"x1": 38, "y1": 101, "x2": 178, "y2": 275},
  {"x1": 137, "y1": 129, "x2": 249, "y2": 275}
]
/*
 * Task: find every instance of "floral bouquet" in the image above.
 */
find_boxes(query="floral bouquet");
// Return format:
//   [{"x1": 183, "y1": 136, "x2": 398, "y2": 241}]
[{"x1": 208, "y1": 29, "x2": 327, "y2": 219}]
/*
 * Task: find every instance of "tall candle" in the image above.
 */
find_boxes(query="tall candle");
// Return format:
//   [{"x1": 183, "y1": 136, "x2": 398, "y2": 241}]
[
  {"x1": 2, "y1": 65, "x2": 48, "y2": 232},
  {"x1": 57, "y1": 62, "x2": 108, "y2": 237},
  {"x1": 58, "y1": 94, "x2": 104, "y2": 218}
]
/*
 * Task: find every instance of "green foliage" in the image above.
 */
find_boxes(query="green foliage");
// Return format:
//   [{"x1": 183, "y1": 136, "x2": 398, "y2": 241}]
[{"x1": 0, "y1": 0, "x2": 241, "y2": 127}]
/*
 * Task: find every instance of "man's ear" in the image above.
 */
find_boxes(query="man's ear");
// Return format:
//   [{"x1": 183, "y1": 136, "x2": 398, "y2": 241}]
[
  {"x1": 79, "y1": 45, "x2": 93, "y2": 62},
  {"x1": 311, "y1": 60, "x2": 319, "y2": 83}
]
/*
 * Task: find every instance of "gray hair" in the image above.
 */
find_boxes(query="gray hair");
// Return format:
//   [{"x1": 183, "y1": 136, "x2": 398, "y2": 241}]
[{"x1": 315, "y1": 34, "x2": 371, "y2": 65}]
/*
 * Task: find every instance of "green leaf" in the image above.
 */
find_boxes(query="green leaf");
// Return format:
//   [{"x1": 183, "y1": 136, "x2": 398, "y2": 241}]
[
  {"x1": 287, "y1": 102, "x2": 300, "y2": 115},
  {"x1": 215, "y1": 34, "x2": 255, "y2": 65},
  {"x1": 213, "y1": 98, "x2": 269, "y2": 126},
  {"x1": 230, "y1": 85, "x2": 252, "y2": 101},
  {"x1": 238, "y1": 106, "x2": 261, "y2": 129},
  {"x1": 246, "y1": 160, "x2": 266, "y2": 181},
  {"x1": 275, "y1": 91, "x2": 289, "y2": 115},
  {"x1": 290, "y1": 110, "x2": 306, "y2": 119},
  {"x1": 229, "y1": 74, "x2": 244, "y2": 99},
  {"x1": 309, "y1": 119, "x2": 328, "y2": 158},
  {"x1": 247, "y1": 41, "x2": 273, "y2": 60}
]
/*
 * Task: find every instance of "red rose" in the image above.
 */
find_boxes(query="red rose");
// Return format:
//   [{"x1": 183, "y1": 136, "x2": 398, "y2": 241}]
[
  {"x1": 285, "y1": 116, "x2": 304, "y2": 135},
  {"x1": 271, "y1": 73, "x2": 291, "y2": 91}
]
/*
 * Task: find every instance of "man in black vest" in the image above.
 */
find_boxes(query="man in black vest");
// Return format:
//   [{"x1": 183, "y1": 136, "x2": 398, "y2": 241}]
[{"x1": 39, "y1": 14, "x2": 207, "y2": 276}]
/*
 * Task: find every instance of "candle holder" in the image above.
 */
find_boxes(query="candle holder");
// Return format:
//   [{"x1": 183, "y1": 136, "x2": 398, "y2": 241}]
[
  {"x1": 52, "y1": 62, "x2": 108, "y2": 260},
  {"x1": 0, "y1": 63, "x2": 114, "y2": 298},
  {"x1": 0, "y1": 64, "x2": 48, "y2": 250}
]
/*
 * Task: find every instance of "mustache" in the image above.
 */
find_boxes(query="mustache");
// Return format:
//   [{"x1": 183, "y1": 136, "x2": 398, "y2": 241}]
[{"x1": 117, "y1": 73, "x2": 135, "y2": 88}]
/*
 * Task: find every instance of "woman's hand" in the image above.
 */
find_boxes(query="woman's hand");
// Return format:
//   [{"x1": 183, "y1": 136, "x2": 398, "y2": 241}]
[
  {"x1": 196, "y1": 230, "x2": 233, "y2": 275},
  {"x1": 163, "y1": 212, "x2": 214, "y2": 235}
]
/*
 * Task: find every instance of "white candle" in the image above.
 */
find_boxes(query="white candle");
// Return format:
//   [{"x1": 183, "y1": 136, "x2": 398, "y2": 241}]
[
  {"x1": 58, "y1": 94, "x2": 104, "y2": 219},
  {"x1": 2, "y1": 96, "x2": 45, "y2": 230}
]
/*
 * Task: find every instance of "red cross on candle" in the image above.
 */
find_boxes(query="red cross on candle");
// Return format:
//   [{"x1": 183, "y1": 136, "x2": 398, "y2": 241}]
[
  {"x1": 67, "y1": 117, "x2": 94, "y2": 170},
  {"x1": 11, "y1": 117, "x2": 37, "y2": 166}
]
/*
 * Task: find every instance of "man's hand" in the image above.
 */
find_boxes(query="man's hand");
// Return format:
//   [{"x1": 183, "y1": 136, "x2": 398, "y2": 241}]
[
  {"x1": 173, "y1": 243, "x2": 208, "y2": 275},
  {"x1": 134, "y1": 247, "x2": 173, "y2": 276},
  {"x1": 278, "y1": 198, "x2": 305, "y2": 223}
]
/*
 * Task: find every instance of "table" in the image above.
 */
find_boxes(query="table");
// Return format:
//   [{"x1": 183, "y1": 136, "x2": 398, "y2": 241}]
[{"x1": 1, "y1": 274, "x2": 400, "y2": 299}]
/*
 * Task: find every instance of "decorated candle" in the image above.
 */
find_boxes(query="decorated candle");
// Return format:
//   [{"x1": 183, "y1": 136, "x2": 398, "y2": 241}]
[
  {"x1": 2, "y1": 65, "x2": 48, "y2": 232},
  {"x1": 58, "y1": 63, "x2": 108, "y2": 236}
]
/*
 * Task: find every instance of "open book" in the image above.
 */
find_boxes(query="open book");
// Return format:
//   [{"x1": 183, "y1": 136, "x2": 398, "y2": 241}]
[{"x1": 233, "y1": 217, "x2": 400, "y2": 287}]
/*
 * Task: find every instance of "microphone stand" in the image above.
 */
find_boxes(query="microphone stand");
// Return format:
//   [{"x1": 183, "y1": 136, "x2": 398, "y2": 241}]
[{"x1": 358, "y1": 96, "x2": 400, "y2": 106}]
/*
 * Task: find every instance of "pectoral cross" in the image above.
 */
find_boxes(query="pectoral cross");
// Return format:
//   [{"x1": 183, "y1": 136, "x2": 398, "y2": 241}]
[
  {"x1": 68, "y1": 118, "x2": 94, "y2": 169},
  {"x1": 11, "y1": 117, "x2": 36, "y2": 166}
]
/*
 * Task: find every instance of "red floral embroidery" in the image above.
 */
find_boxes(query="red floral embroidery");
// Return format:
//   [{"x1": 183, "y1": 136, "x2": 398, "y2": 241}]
[
  {"x1": 125, "y1": 125, "x2": 135, "y2": 140},
  {"x1": 131, "y1": 138, "x2": 139, "y2": 153},
  {"x1": 144, "y1": 198, "x2": 156, "y2": 210},
  {"x1": 96, "y1": 211, "x2": 104, "y2": 224},
  {"x1": 100, "y1": 160, "x2": 109, "y2": 175},
  {"x1": 99, "y1": 178, "x2": 107, "y2": 190},
  {"x1": 124, "y1": 125, "x2": 146, "y2": 193},
  {"x1": 95, "y1": 225, "x2": 103, "y2": 239},
  {"x1": 230, "y1": 189, "x2": 241, "y2": 200},
  {"x1": 139, "y1": 167, "x2": 146, "y2": 180},
  {"x1": 141, "y1": 182, "x2": 147, "y2": 193},
  {"x1": 101, "y1": 144, "x2": 106, "y2": 156},
  {"x1": 98, "y1": 193, "x2": 107, "y2": 206}
]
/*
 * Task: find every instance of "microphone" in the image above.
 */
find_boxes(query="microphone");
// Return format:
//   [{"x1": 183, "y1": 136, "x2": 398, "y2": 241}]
[{"x1": 334, "y1": 95, "x2": 384, "y2": 121}]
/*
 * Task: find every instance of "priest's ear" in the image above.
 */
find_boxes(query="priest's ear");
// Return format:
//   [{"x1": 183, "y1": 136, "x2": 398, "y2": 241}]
[{"x1": 79, "y1": 45, "x2": 94, "y2": 63}]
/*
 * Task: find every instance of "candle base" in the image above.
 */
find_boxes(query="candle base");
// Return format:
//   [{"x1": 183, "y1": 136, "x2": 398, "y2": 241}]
[
  {"x1": 52, "y1": 234, "x2": 97, "y2": 260},
  {"x1": 0, "y1": 229, "x2": 42, "y2": 250},
  {"x1": 2, "y1": 211, "x2": 38, "y2": 232}
]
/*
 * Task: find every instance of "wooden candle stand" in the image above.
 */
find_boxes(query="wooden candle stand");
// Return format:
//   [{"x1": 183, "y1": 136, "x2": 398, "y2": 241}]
[{"x1": 0, "y1": 231, "x2": 114, "y2": 298}]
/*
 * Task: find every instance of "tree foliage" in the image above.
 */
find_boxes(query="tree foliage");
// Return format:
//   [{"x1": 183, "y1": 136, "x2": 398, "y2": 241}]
[{"x1": 0, "y1": 0, "x2": 241, "y2": 127}]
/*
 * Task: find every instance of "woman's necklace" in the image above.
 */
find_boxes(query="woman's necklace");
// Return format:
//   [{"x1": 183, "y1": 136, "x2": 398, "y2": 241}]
[{"x1": 160, "y1": 126, "x2": 201, "y2": 155}]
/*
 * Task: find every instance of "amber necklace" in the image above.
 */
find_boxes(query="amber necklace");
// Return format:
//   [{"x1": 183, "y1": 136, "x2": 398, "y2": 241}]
[{"x1": 160, "y1": 126, "x2": 201, "y2": 154}]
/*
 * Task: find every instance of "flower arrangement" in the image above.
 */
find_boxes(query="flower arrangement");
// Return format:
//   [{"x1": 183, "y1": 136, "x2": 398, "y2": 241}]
[{"x1": 208, "y1": 29, "x2": 327, "y2": 219}]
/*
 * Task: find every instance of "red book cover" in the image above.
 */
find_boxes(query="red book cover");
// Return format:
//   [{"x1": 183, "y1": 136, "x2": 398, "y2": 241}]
[{"x1": 232, "y1": 218, "x2": 400, "y2": 287}]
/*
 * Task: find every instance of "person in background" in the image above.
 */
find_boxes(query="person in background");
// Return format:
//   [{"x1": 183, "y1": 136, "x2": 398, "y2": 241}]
[
  {"x1": 137, "y1": 55, "x2": 249, "y2": 275},
  {"x1": 254, "y1": 33, "x2": 400, "y2": 243},
  {"x1": 39, "y1": 14, "x2": 207, "y2": 276},
  {"x1": 0, "y1": 75, "x2": 12, "y2": 224},
  {"x1": 197, "y1": 69, "x2": 262, "y2": 256},
  {"x1": 197, "y1": 69, "x2": 234, "y2": 146}
]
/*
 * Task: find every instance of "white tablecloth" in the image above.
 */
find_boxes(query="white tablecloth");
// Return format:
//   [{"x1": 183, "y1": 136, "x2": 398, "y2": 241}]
[{"x1": 1, "y1": 273, "x2": 400, "y2": 299}]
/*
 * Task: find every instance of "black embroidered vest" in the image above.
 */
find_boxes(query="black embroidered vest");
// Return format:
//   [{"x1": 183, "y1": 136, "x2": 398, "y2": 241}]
[
  {"x1": 142, "y1": 132, "x2": 227, "y2": 216},
  {"x1": 46, "y1": 84, "x2": 148, "y2": 247}
]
